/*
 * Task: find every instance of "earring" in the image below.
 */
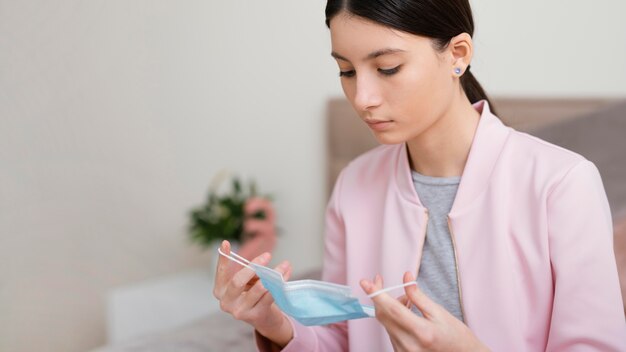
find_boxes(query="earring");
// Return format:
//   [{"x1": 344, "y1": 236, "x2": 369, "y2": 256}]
[{"x1": 454, "y1": 67, "x2": 462, "y2": 75}]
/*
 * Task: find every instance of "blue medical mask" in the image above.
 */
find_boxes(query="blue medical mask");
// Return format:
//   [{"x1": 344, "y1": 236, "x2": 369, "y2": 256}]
[{"x1": 218, "y1": 248, "x2": 416, "y2": 326}]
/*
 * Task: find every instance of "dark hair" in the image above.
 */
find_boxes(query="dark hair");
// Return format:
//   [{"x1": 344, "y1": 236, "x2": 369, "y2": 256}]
[{"x1": 325, "y1": 0, "x2": 496, "y2": 114}]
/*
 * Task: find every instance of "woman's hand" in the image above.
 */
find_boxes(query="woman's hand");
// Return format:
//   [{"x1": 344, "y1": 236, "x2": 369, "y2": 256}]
[
  {"x1": 360, "y1": 272, "x2": 489, "y2": 352},
  {"x1": 213, "y1": 240, "x2": 293, "y2": 347}
]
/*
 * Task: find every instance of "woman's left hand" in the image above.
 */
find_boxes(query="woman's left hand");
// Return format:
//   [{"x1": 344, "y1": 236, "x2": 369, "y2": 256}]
[{"x1": 360, "y1": 271, "x2": 489, "y2": 352}]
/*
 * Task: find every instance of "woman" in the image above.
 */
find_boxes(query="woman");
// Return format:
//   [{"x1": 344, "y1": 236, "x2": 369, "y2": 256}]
[{"x1": 213, "y1": 0, "x2": 626, "y2": 350}]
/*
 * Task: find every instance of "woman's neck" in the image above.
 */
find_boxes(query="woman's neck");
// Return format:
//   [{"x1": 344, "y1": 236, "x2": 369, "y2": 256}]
[{"x1": 406, "y1": 96, "x2": 481, "y2": 178}]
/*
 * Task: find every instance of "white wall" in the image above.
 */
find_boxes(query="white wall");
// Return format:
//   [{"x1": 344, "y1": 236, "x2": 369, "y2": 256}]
[
  {"x1": 472, "y1": 0, "x2": 626, "y2": 98},
  {"x1": 0, "y1": 1, "x2": 337, "y2": 351},
  {"x1": 0, "y1": 1, "x2": 624, "y2": 351}
]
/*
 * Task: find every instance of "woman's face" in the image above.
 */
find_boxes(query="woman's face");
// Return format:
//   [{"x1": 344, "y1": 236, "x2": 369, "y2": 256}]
[{"x1": 329, "y1": 12, "x2": 459, "y2": 144}]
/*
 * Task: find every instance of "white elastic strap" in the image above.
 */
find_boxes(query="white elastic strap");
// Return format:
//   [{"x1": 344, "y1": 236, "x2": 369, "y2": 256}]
[
  {"x1": 217, "y1": 247, "x2": 253, "y2": 269},
  {"x1": 367, "y1": 281, "x2": 417, "y2": 298}
]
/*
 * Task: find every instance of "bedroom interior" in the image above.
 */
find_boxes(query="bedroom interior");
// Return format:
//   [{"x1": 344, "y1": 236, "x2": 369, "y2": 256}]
[
  {"x1": 91, "y1": 96, "x2": 626, "y2": 352},
  {"x1": 3, "y1": 1, "x2": 625, "y2": 351}
]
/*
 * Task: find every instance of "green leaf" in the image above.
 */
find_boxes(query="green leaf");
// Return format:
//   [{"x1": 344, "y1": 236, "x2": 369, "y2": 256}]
[{"x1": 186, "y1": 173, "x2": 276, "y2": 249}]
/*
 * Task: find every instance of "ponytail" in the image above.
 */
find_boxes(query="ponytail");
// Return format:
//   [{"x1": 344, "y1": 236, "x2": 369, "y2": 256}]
[{"x1": 461, "y1": 67, "x2": 497, "y2": 115}]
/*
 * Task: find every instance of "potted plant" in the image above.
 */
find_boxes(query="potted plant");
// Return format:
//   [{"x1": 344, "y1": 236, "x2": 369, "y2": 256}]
[{"x1": 187, "y1": 172, "x2": 277, "y2": 268}]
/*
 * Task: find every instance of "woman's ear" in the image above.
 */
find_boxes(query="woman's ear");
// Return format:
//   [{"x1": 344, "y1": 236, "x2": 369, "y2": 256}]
[{"x1": 448, "y1": 32, "x2": 473, "y2": 76}]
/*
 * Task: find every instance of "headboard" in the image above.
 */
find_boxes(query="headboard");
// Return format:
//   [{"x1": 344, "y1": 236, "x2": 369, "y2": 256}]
[{"x1": 325, "y1": 97, "x2": 621, "y2": 197}]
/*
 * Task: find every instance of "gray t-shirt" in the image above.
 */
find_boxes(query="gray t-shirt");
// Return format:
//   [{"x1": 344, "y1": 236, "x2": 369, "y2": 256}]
[{"x1": 411, "y1": 170, "x2": 464, "y2": 322}]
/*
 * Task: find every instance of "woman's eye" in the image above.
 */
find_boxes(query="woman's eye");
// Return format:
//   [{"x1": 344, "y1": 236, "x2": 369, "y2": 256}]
[
  {"x1": 339, "y1": 70, "x2": 355, "y2": 78},
  {"x1": 379, "y1": 66, "x2": 401, "y2": 76},
  {"x1": 338, "y1": 66, "x2": 401, "y2": 78}
]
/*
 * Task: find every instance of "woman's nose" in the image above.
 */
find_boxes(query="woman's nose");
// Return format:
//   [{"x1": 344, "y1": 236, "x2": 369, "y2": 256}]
[{"x1": 353, "y1": 76, "x2": 382, "y2": 112}]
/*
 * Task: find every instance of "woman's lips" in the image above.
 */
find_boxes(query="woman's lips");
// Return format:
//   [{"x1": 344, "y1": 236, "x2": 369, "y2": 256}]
[{"x1": 365, "y1": 120, "x2": 394, "y2": 131}]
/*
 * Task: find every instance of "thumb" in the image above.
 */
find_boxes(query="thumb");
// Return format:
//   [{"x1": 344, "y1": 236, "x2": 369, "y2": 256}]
[
  {"x1": 403, "y1": 271, "x2": 439, "y2": 319},
  {"x1": 274, "y1": 260, "x2": 293, "y2": 281}
]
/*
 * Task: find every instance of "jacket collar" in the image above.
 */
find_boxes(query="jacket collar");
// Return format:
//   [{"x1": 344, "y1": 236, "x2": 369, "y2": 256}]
[{"x1": 394, "y1": 100, "x2": 511, "y2": 216}]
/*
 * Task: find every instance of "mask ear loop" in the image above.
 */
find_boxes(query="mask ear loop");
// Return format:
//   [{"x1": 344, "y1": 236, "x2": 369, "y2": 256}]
[
  {"x1": 217, "y1": 247, "x2": 253, "y2": 269},
  {"x1": 217, "y1": 248, "x2": 286, "y2": 281},
  {"x1": 367, "y1": 281, "x2": 417, "y2": 298}
]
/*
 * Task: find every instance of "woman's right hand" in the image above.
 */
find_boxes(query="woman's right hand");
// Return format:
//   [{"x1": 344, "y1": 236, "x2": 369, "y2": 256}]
[{"x1": 213, "y1": 240, "x2": 294, "y2": 348}]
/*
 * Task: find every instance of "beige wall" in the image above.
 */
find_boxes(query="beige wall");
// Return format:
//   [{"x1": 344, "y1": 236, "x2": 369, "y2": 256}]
[{"x1": 1, "y1": 1, "x2": 625, "y2": 351}]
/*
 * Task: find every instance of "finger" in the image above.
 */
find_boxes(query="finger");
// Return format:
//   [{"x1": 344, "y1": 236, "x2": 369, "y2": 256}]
[
  {"x1": 239, "y1": 277, "x2": 270, "y2": 311},
  {"x1": 375, "y1": 273, "x2": 383, "y2": 289},
  {"x1": 403, "y1": 271, "x2": 438, "y2": 319},
  {"x1": 359, "y1": 273, "x2": 386, "y2": 297},
  {"x1": 245, "y1": 261, "x2": 290, "y2": 308},
  {"x1": 244, "y1": 276, "x2": 259, "y2": 290},
  {"x1": 276, "y1": 261, "x2": 292, "y2": 281},
  {"x1": 251, "y1": 289, "x2": 276, "y2": 313},
  {"x1": 230, "y1": 278, "x2": 274, "y2": 323},
  {"x1": 359, "y1": 273, "x2": 383, "y2": 294},
  {"x1": 214, "y1": 240, "x2": 234, "y2": 298},
  {"x1": 283, "y1": 265, "x2": 293, "y2": 281},
  {"x1": 222, "y1": 251, "x2": 271, "y2": 303},
  {"x1": 360, "y1": 275, "x2": 415, "y2": 325},
  {"x1": 397, "y1": 294, "x2": 411, "y2": 308},
  {"x1": 247, "y1": 260, "x2": 291, "y2": 316},
  {"x1": 361, "y1": 274, "x2": 430, "y2": 334}
]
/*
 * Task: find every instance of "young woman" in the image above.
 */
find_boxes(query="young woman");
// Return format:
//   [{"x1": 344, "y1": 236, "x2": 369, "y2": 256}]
[{"x1": 213, "y1": 1, "x2": 626, "y2": 350}]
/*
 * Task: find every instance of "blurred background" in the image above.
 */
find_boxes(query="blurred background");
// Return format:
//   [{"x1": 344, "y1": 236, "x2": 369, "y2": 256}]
[{"x1": 1, "y1": 1, "x2": 625, "y2": 351}]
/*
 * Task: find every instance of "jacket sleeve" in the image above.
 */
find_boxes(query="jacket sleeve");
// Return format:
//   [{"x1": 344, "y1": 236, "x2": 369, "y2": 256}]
[
  {"x1": 255, "y1": 169, "x2": 350, "y2": 351},
  {"x1": 545, "y1": 160, "x2": 626, "y2": 351}
]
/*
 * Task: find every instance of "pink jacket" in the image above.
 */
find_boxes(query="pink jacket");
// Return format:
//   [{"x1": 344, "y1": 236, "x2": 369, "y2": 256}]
[{"x1": 258, "y1": 100, "x2": 626, "y2": 351}]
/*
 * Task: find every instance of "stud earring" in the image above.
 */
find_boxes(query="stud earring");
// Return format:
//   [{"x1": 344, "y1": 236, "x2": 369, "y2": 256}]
[{"x1": 454, "y1": 67, "x2": 462, "y2": 75}]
